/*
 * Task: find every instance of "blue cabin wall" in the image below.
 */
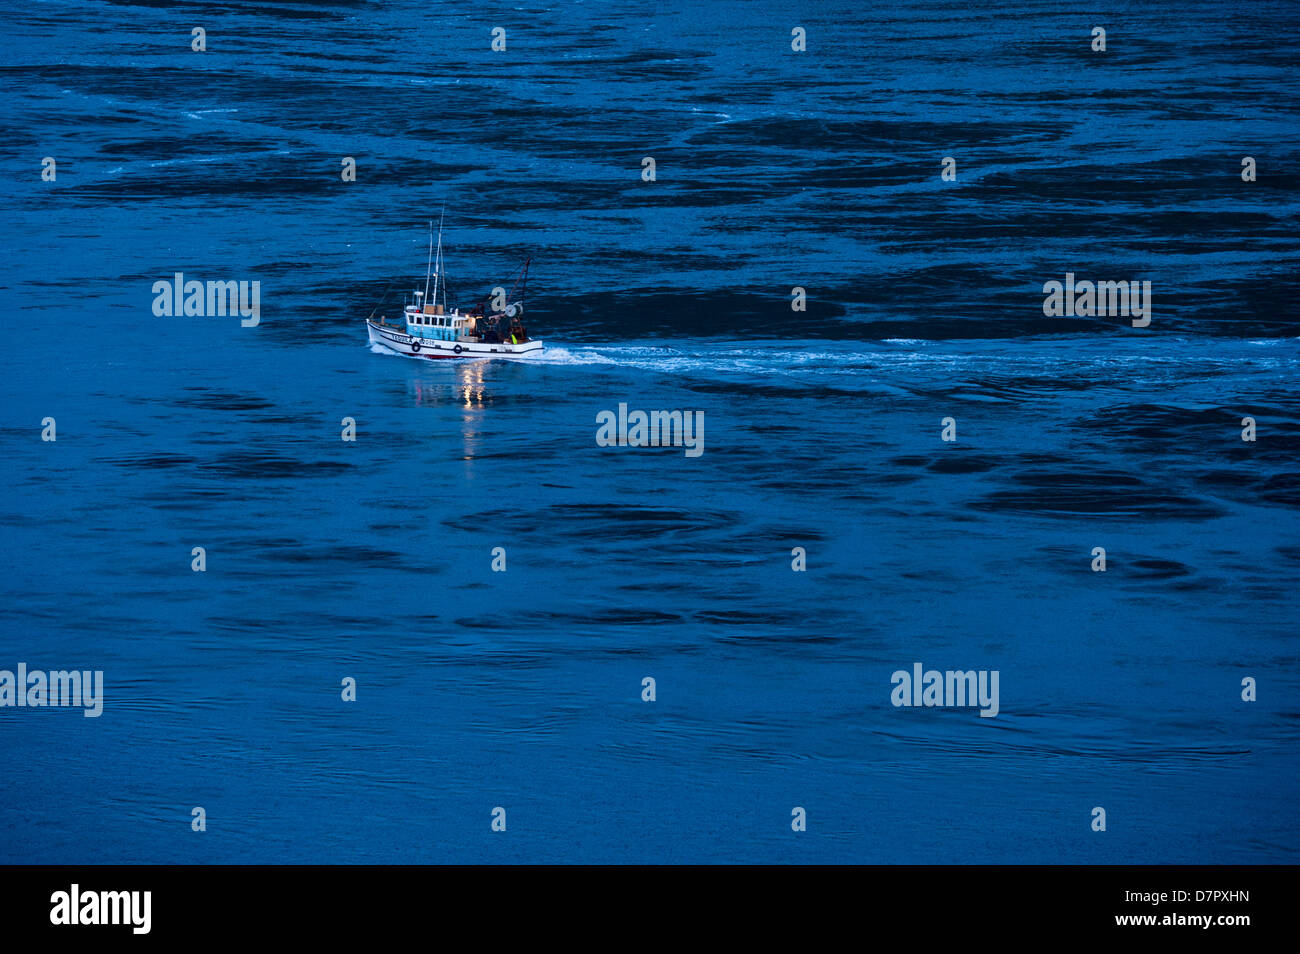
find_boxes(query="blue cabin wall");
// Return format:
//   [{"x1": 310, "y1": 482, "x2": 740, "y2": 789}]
[{"x1": 405, "y1": 318, "x2": 457, "y2": 341}]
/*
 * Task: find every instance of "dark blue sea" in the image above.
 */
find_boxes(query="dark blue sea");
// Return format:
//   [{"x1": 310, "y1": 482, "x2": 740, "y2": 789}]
[{"x1": 2, "y1": 0, "x2": 1298, "y2": 864}]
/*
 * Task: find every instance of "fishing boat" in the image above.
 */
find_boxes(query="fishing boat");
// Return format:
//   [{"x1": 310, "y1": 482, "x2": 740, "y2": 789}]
[{"x1": 366, "y1": 217, "x2": 542, "y2": 360}]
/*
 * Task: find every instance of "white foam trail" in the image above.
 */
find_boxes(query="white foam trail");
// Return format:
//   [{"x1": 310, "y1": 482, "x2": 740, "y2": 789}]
[{"x1": 531, "y1": 341, "x2": 904, "y2": 377}]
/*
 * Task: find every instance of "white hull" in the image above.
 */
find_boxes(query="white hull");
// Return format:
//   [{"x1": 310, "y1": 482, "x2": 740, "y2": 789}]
[{"x1": 367, "y1": 320, "x2": 543, "y2": 360}]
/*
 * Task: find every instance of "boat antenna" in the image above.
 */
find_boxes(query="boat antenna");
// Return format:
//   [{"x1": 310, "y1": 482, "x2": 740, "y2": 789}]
[
  {"x1": 432, "y1": 206, "x2": 445, "y2": 310},
  {"x1": 422, "y1": 220, "x2": 434, "y2": 306}
]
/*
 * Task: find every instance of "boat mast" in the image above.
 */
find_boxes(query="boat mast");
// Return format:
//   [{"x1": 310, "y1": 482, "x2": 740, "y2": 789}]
[
  {"x1": 422, "y1": 220, "x2": 434, "y2": 306},
  {"x1": 432, "y1": 206, "x2": 446, "y2": 311}
]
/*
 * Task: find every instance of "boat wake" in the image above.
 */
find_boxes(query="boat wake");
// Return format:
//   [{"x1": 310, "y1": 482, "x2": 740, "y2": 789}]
[{"x1": 533, "y1": 340, "x2": 943, "y2": 377}]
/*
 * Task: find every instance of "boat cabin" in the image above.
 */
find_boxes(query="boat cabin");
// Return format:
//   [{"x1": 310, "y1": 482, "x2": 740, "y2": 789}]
[{"x1": 404, "y1": 302, "x2": 472, "y2": 341}]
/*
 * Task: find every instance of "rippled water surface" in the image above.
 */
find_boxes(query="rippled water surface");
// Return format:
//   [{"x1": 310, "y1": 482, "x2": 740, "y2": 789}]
[{"x1": 1, "y1": 0, "x2": 1298, "y2": 862}]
